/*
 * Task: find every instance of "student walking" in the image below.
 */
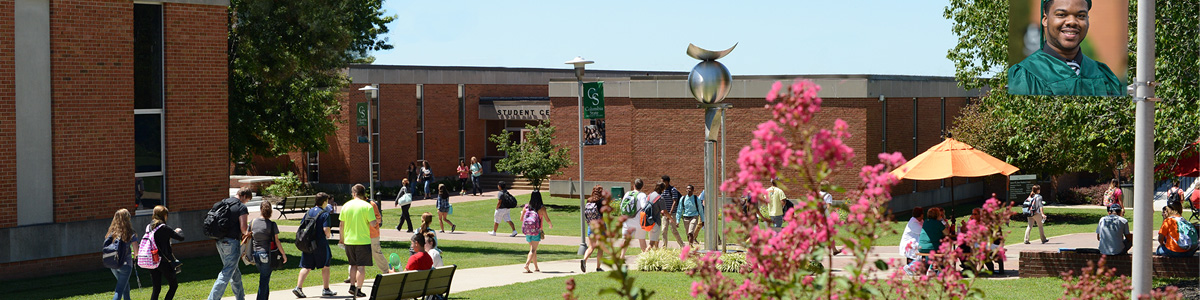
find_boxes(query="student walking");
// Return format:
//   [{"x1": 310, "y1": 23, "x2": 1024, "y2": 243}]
[
  {"x1": 407, "y1": 162, "x2": 419, "y2": 198},
  {"x1": 1103, "y1": 179, "x2": 1123, "y2": 207},
  {"x1": 642, "y1": 183, "x2": 665, "y2": 249},
  {"x1": 146, "y1": 206, "x2": 185, "y2": 300},
  {"x1": 206, "y1": 190, "x2": 251, "y2": 300},
  {"x1": 522, "y1": 192, "x2": 553, "y2": 273},
  {"x1": 581, "y1": 185, "x2": 607, "y2": 272},
  {"x1": 436, "y1": 184, "x2": 457, "y2": 233},
  {"x1": 1024, "y1": 185, "x2": 1048, "y2": 244},
  {"x1": 395, "y1": 178, "x2": 414, "y2": 233},
  {"x1": 457, "y1": 159, "x2": 470, "y2": 196},
  {"x1": 339, "y1": 184, "x2": 378, "y2": 298},
  {"x1": 660, "y1": 176, "x2": 685, "y2": 248},
  {"x1": 420, "y1": 161, "x2": 434, "y2": 200},
  {"x1": 105, "y1": 208, "x2": 138, "y2": 300},
  {"x1": 675, "y1": 185, "x2": 705, "y2": 249},
  {"x1": 247, "y1": 202, "x2": 286, "y2": 300},
  {"x1": 470, "y1": 157, "x2": 484, "y2": 196},
  {"x1": 490, "y1": 181, "x2": 519, "y2": 237},
  {"x1": 764, "y1": 179, "x2": 787, "y2": 231},
  {"x1": 292, "y1": 193, "x2": 337, "y2": 298},
  {"x1": 619, "y1": 179, "x2": 647, "y2": 255}
]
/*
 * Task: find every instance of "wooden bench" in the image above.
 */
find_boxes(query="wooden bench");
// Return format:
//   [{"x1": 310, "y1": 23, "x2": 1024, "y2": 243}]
[
  {"x1": 369, "y1": 264, "x2": 457, "y2": 300},
  {"x1": 1019, "y1": 250, "x2": 1200, "y2": 278},
  {"x1": 274, "y1": 195, "x2": 318, "y2": 219}
]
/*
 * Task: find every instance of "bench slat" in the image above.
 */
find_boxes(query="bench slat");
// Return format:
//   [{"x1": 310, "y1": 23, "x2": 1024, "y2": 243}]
[{"x1": 369, "y1": 272, "x2": 409, "y2": 300}]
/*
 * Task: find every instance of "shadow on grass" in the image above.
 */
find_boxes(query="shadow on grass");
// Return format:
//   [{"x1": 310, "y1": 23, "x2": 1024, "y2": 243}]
[{"x1": 545, "y1": 204, "x2": 580, "y2": 214}]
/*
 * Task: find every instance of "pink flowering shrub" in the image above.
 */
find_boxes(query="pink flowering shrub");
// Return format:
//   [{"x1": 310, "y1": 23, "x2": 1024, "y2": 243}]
[
  {"x1": 1059, "y1": 258, "x2": 1181, "y2": 300},
  {"x1": 689, "y1": 79, "x2": 1014, "y2": 299}
]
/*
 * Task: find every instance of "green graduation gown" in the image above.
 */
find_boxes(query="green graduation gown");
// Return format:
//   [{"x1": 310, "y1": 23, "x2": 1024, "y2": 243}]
[{"x1": 1007, "y1": 50, "x2": 1123, "y2": 96}]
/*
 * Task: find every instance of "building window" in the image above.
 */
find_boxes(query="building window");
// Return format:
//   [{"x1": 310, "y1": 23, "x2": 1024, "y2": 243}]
[
  {"x1": 458, "y1": 84, "x2": 465, "y2": 160},
  {"x1": 306, "y1": 152, "x2": 320, "y2": 183},
  {"x1": 417, "y1": 84, "x2": 425, "y2": 160},
  {"x1": 134, "y1": 3, "x2": 164, "y2": 212}
]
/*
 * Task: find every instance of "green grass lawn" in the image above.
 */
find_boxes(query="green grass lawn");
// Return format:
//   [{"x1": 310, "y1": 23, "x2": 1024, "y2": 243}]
[
  {"x1": 7, "y1": 232, "x2": 591, "y2": 300},
  {"x1": 455, "y1": 269, "x2": 1076, "y2": 299}
]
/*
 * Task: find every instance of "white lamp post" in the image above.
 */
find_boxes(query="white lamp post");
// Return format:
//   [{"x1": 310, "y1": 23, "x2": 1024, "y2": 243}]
[
  {"x1": 359, "y1": 84, "x2": 379, "y2": 201},
  {"x1": 565, "y1": 56, "x2": 593, "y2": 255}
]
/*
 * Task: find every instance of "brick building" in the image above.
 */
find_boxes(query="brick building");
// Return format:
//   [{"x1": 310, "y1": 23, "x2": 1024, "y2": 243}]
[
  {"x1": 266, "y1": 66, "x2": 984, "y2": 214},
  {"x1": 0, "y1": 0, "x2": 229, "y2": 280},
  {"x1": 545, "y1": 75, "x2": 983, "y2": 213}
]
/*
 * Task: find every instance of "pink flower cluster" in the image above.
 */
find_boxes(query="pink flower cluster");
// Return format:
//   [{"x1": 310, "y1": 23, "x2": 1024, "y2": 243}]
[{"x1": 1059, "y1": 258, "x2": 1181, "y2": 300}]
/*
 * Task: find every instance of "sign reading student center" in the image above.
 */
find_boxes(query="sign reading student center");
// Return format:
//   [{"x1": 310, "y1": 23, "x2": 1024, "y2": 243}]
[{"x1": 583, "y1": 82, "x2": 604, "y2": 119}]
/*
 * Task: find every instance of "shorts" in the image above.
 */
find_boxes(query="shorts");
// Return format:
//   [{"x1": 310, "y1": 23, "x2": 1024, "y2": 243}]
[
  {"x1": 646, "y1": 225, "x2": 662, "y2": 241},
  {"x1": 298, "y1": 243, "x2": 331, "y2": 269},
  {"x1": 771, "y1": 215, "x2": 784, "y2": 228},
  {"x1": 623, "y1": 218, "x2": 641, "y2": 238},
  {"x1": 345, "y1": 244, "x2": 373, "y2": 266},
  {"x1": 682, "y1": 216, "x2": 701, "y2": 235},
  {"x1": 526, "y1": 231, "x2": 543, "y2": 242},
  {"x1": 494, "y1": 208, "x2": 511, "y2": 223},
  {"x1": 437, "y1": 206, "x2": 450, "y2": 213}
]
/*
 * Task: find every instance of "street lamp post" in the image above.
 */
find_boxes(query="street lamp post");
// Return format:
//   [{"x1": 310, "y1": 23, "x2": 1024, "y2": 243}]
[
  {"x1": 359, "y1": 84, "x2": 379, "y2": 202},
  {"x1": 566, "y1": 56, "x2": 593, "y2": 255}
]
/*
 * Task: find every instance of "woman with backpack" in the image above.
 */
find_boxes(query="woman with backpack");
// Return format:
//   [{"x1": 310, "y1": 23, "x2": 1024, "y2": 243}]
[
  {"x1": 1023, "y1": 185, "x2": 1048, "y2": 244},
  {"x1": 436, "y1": 184, "x2": 457, "y2": 233},
  {"x1": 395, "y1": 178, "x2": 415, "y2": 233},
  {"x1": 143, "y1": 205, "x2": 184, "y2": 300},
  {"x1": 522, "y1": 191, "x2": 553, "y2": 273},
  {"x1": 581, "y1": 185, "x2": 607, "y2": 273},
  {"x1": 1156, "y1": 200, "x2": 1197, "y2": 257},
  {"x1": 247, "y1": 202, "x2": 286, "y2": 300},
  {"x1": 1102, "y1": 179, "x2": 1123, "y2": 207},
  {"x1": 292, "y1": 193, "x2": 337, "y2": 298},
  {"x1": 105, "y1": 208, "x2": 138, "y2": 300}
]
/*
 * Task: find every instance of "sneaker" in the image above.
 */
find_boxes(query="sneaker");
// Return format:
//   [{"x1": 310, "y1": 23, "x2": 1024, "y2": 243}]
[
  {"x1": 343, "y1": 278, "x2": 351, "y2": 284},
  {"x1": 440, "y1": 230, "x2": 445, "y2": 233},
  {"x1": 322, "y1": 289, "x2": 337, "y2": 297},
  {"x1": 1041, "y1": 239, "x2": 1049, "y2": 244},
  {"x1": 596, "y1": 267, "x2": 604, "y2": 272},
  {"x1": 580, "y1": 259, "x2": 587, "y2": 273},
  {"x1": 488, "y1": 231, "x2": 496, "y2": 236},
  {"x1": 451, "y1": 224, "x2": 457, "y2": 233},
  {"x1": 1024, "y1": 241, "x2": 1030, "y2": 244},
  {"x1": 510, "y1": 230, "x2": 519, "y2": 237},
  {"x1": 349, "y1": 285, "x2": 366, "y2": 297},
  {"x1": 292, "y1": 287, "x2": 306, "y2": 298}
]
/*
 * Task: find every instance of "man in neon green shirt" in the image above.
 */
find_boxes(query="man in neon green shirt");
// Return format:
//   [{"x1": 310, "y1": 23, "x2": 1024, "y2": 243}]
[
  {"x1": 764, "y1": 179, "x2": 787, "y2": 232},
  {"x1": 339, "y1": 184, "x2": 377, "y2": 298},
  {"x1": 1007, "y1": 0, "x2": 1121, "y2": 96}
]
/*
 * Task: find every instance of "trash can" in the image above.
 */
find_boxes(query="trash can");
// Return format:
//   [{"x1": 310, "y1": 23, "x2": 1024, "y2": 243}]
[
  {"x1": 1121, "y1": 183, "x2": 1134, "y2": 208},
  {"x1": 611, "y1": 186, "x2": 625, "y2": 198}
]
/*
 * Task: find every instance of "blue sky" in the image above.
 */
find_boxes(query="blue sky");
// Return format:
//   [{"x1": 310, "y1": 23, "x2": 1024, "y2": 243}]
[{"x1": 373, "y1": 0, "x2": 959, "y2": 76}]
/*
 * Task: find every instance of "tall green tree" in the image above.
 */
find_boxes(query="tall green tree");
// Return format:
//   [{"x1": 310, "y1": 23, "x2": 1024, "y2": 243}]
[
  {"x1": 945, "y1": 0, "x2": 1198, "y2": 179},
  {"x1": 487, "y1": 121, "x2": 574, "y2": 190},
  {"x1": 228, "y1": 0, "x2": 394, "y2": 162}
]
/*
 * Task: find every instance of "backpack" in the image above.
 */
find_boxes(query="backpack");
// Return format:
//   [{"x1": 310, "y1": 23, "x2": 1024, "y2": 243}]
[
  {"x1": 137, "y1": 224, "x2": 164, "y2": 269},
  {"x1": 522, "y1": 205, "x2": 542, "y2": 235},
  {"x1": 620, "y1": 191, "x2": 639, "y2": 217},
  {"x1": 640, "y1": 195, "x2": 661, "y2": 231},
  {"x1": 102, "y1": 236, "x2": 124, "y2": 269},
  {"x1": 1021, "y1": 197, "x2": 1034, "y2": 215},
  {"x1": 499, "y1": 191, "x2": 518, "y2": 209},
  {"x1": 203, "y1": 198, "x2": 237, "y2": 240},
  {"x1": 295, "y1": 208, "x2": 325, "y2": 253},
  {"x1": 1175, "y1": 217, "x2": 1198, "y2": 250},
  {"x1": 782, "y1": 199, "x2": 795, "y2": 214},
  {"x1": 583, "y1": 202, "x2": 601, "y2": 221},
  {"x1": 1169, "y1": 191, "x2": 1184, "y2": 207}
]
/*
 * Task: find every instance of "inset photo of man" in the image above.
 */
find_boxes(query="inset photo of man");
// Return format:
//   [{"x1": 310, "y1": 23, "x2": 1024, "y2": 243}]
[{"x1": 1007, "y1": 0, "x2": 1126, "y2": 96}]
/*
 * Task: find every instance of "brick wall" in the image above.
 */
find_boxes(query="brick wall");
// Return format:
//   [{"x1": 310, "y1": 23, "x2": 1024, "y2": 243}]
[
  {"x1": 0, "y1": 240, "x2": 213, "y2": 281},
  {"x1": 0, "y1": 0, "x2": 15, "y2": 228},
  {"x1": 550, "y1": 95, "x2": 973, "y2": 200},
  {"x1": 50, "y1": 0, "x2": 135, "y2": 222},
  {"x1": 1019, "y1": 251, "x2": 1200, "y2": 278},
  {"x1": 163, "y1": 2, "x2": 228, "y2": 212}
]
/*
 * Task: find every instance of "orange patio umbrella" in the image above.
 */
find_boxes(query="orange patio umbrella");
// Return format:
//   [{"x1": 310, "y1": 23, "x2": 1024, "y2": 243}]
[{"x1": 891, "y1": 138, "x2": 1020, "y2": 216}]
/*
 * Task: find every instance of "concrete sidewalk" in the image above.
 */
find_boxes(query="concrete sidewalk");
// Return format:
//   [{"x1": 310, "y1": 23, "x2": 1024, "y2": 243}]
[{"x1": 248, "y1": 189, "x2": 534, "y2": 221}]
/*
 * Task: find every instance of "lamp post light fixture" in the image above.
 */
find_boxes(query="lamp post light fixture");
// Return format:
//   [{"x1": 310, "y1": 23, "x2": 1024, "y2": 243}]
[
  {"x1": 565, "y1": 56, "x2": 593, "y2": 255},
  {"x1": 358, "y1": 84, "x2": 379, "y2": 201},
  {"x1": 686, "y1": 43, "x2": 735, "y2": 252}
]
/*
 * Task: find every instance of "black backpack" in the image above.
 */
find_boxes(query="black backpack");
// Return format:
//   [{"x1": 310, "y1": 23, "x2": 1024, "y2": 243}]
[
  {"x1": 1170, "y1": 191, "x2": 1185, "y2": 207},
  {"x1": 640, "y1": 195, "x2": 661, "y2": 228},
  {"x1": 101, "y1": 236, "x2": 123, "y2": 269},
  {"x1": 583, "y1": 202, "x2": 602, "y2": 221},
  {"x1": 782, "y1": 199, "x2": 795, "y2": 213},
  {"x1": 295, "y1": 208, "x2": 324, "y2": 253},
  {"x1": 203, "y1": 198, "x2": 236, "y2": 240},
  {"x1": 499, "y1": 191, "x2": 518, "y2": 209}
]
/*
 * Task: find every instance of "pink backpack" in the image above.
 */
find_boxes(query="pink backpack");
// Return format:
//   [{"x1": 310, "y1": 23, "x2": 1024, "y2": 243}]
[
  {"x1": 522, "y1": 205, "x2": 541, "y2": 235},
  {"x1": 137, "y1": 224, "x2": 164, "y2": 269}
]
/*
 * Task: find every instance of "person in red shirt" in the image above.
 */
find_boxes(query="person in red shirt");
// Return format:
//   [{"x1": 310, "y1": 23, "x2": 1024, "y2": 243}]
[{"x1": 405, "y1": 233, "x2": 433, "y2": 271}]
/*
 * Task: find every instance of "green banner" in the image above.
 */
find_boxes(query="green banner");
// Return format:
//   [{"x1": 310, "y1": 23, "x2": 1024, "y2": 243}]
[
  {"x1": 356, "y1": 102, "x2": 369, "y2": 126},
  {"x1": 583, "y1": 82, "x2": 605, "y2": 119}
]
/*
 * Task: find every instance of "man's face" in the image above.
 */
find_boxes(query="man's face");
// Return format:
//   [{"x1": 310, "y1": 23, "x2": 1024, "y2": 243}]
[
  {"x1": 686, "y1": 186, "x2": 694, "y2": 195},
  {"x1": 1042, "y1": 0, "x2": 1090, "y2": 54}
]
